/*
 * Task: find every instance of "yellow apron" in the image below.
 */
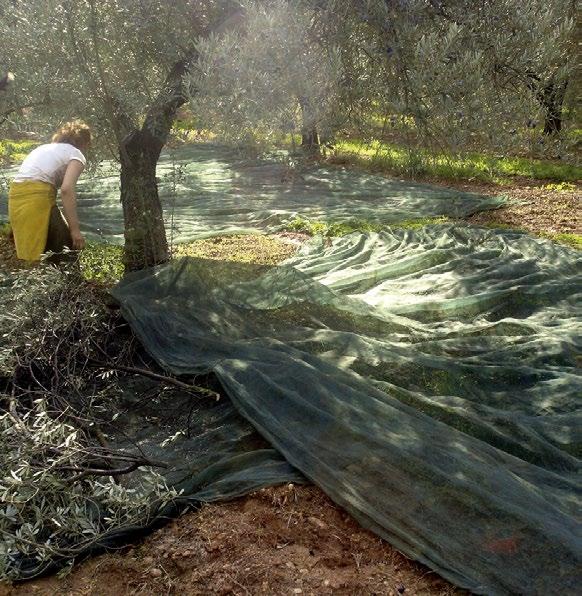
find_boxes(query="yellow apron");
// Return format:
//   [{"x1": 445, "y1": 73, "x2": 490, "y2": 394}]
[{"x1": 8, "y1": 180, "x2": 57, "y2": 261}]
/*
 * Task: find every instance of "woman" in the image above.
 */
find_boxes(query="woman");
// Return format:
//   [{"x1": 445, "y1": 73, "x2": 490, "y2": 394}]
[{"x1": 8, "y1": 120, "x2": 91, "y2": 261}]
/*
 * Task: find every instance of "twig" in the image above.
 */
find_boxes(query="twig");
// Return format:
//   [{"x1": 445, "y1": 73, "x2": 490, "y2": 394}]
[
  {"x1": 61, "y1": 458, "x2": 167, "y2": 483},
  {"x1": 88, "y1": 359, "x2": 220, "y2": 400}
]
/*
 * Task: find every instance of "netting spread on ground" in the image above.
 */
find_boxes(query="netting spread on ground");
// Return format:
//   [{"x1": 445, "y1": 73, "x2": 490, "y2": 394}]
[
  {"x1": 2, "y1": 144, "x2": 504, "y2": 243},
  {"x1": 2, "y1": 145, "x2": 580, "y2": 592},
  {"x1": 111, "y1": 225, "x2": 582, "y2": 595}
]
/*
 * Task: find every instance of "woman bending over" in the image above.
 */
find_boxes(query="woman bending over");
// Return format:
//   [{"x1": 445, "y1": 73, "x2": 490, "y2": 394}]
[{"x1": 8, "y1": 120, "x2": 91, "y2": 261}]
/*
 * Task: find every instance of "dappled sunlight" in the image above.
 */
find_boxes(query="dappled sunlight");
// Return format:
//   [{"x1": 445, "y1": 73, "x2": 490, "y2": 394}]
[
  {"x1": 1, "y1": 0, "x2": 578, "y2": 590},
  {"x1": 1, "y1": 144, "x2": 503, "y2": 245},
  {"x1": 0, "y1": 137, "x2": 578, "y2": 594},
  {"x1": 111, "y1": 228, "x2": 581, "y2": 593}
]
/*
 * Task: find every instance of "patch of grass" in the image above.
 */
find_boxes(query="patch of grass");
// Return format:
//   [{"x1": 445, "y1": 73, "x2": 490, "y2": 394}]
[
  {"x1": 332, "y1": 139, "x2": 582, "y2": 184},
  {"x1": 0, "y1": 221, "x2": 11, "y2": 236},
  {"x1": 285, "y1": 217, "x2": 379, "y2": 236},
  {"x1": 492, "y1": 156, "x2": 580, "y2": 182},
  {"x1": 393, "y1": 216, "x2": 451, "y2": 230},
  {"x1": 173, "y1": 234, "x2": 296, "y2": 265},
  {"x1": 542, "y1": 182, "x2": 577, "y2": 192},
  {"x1": 80, "y1": 243, "x2": 124, "y2": 284},
  {"x1": 284, "y1": 216, "x2": 449, "y2": 237},
  {"x1": 0, "y1": 139, "x2": 39, "y2": 164},
  {"x1": 540, "y1": 232, "x2": 582, "y2": 250}
]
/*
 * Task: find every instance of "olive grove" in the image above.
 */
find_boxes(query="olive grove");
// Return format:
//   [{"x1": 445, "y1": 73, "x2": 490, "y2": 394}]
[{"x1": 0, "y1": 0, "x2": 241, "y2": 270}]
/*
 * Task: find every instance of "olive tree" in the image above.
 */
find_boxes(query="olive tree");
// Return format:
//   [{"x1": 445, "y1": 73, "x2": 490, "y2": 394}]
[
  {"x1": 327, "y1": 0, "x2": 576, "y2": 152},
  {"x1": 190, "y1": 0, "x2": 343, "y2": 153},
  {"x1": 0, "y1": 0, "x2": 240, "y2": 270},
  {"x1": 194, "y1": 0, "x2": 575, "y2": 156}
]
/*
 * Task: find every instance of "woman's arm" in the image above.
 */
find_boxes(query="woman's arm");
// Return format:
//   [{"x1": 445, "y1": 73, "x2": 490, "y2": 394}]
[{"x1": 60, "y1": 160, "x2": 85, "y2": 250}]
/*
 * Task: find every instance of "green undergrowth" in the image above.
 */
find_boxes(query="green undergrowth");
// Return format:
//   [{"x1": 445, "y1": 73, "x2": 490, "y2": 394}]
[
  {"x1": 284, "y1": 216, "x2": 449, "y2": 237},
  {"x1": 542, "y1": 182, "x2": 577, "y2": 192},
  {"x1": 80, "y1": 234, "x2": 297, "y2": 285},
  {"x1": 0, "y1": 138, "x2": 39, "y2": 164},
  {"x1": 539, "y1": 232, "x2": 582, "y2": 250},
  {"x1": 331, "y1": 139, "x2": 582, "y2": 184},
  {"x1": 80, "y1": 242, "x2": 124, "y2": 284}
]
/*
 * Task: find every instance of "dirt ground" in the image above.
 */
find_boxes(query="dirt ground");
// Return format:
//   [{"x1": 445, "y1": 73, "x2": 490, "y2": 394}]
[
  {"x1": 464, "y1": 182, "x2": 580, "y2": 236},
  {"x1": 326, "y1": 149, "x2": 580, "y2": 239},
  {"x1": 0, "y1": 177, "x2": 578, "y2": 596},
  {"x1": 1, "y1": 486, "x2": 461, "y2": 596}
]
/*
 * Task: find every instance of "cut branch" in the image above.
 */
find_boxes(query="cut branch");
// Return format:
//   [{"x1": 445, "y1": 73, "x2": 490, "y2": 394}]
[{"x1": 89, "y1": 358, "x2": 220, "y2": 400}]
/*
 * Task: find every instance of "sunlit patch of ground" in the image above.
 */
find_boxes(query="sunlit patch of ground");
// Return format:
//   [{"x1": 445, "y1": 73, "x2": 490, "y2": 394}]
[
  {"x1": 172, "y1": 233, "x2": 299, "y2": 265},
  {"x1": 465, "y1": 185, "x2": 581, "y2": 247}
]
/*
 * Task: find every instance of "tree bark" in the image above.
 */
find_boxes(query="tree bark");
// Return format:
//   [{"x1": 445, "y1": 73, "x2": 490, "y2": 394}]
[
  {"x1": 120, "y1": 132, "x2": 169, "y2": 271},
  {"x1": 118, "y1": 55, "x2": 194, "y2": 271},
  {"x1": 301, "y1": 127, "x2": 320, "y2": 153},
  {"x1": 299, "y1": 97, "x2": 320, "y2": 155},
  {"x1": 540, "y1": 80, "x2": 567, "y2": 135}
]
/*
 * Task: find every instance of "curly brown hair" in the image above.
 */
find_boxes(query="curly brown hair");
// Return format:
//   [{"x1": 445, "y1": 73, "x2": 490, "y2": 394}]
[{"x1": 51, "y1": 120, "x2": 91, "y2": 151}]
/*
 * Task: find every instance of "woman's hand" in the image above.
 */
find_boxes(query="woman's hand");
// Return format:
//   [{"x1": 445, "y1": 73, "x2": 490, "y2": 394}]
[
  {"x1": 60, "y1": 160, "x2": 85, "y2": 249},
  {"x1": 70, "y1": 229, "x2": 85, "y2": 250}
]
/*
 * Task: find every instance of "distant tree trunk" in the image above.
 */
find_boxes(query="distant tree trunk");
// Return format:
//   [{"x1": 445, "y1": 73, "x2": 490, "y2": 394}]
[
  {"x1": 0, "y1": 72, "x2": 13, "y2": 92},
  {"x1": 299, "y1": 96, "x2": 320, "y2": 155},
  {"x1": 301, "y1": 127, "x2": 320, "y2": 153},
  {"x1": 117, "y1": 56, "x2": 194, "y2": 272},
  {"x1": 540, "y1": 79, "x2": 568, "y2": 135}
]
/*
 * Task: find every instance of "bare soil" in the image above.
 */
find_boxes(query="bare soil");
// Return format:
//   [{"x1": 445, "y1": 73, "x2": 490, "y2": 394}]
[
  {"x1": 0, "y1": 230, "x2": 23, "y2": 270},
  {"x1": 1, "y1": 486, "x2": 461, "y2": 596},
  {"x1": 409, "y1": 177, "x2": 580, "y2": 237},
  {"x1": 463, "y1": 182, "x2": 580, "y2": 236}
]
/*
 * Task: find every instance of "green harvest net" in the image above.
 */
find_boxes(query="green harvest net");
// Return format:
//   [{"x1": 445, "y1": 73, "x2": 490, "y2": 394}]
[
  {"x1": 1, "y1": 144, "x2": 505, "y2": 242},
  {"x1": 108, "y1": 226, "x2": 581, "y2": 595},
  {"x1": 2, "y1": 145, "x2": 580, "y2": 593}
]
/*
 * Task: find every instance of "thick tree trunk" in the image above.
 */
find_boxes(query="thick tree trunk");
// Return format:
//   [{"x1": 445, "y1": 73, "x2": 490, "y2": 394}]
[
  {"x1": 540, "y1": 80, "x2": 567, "y2": 135},
  {"x1": 120, "y1": 132, "x2": 169, "y2": 271},
  {"x1": 117, "y1": 55, "x2": 194, "y2": 272}
]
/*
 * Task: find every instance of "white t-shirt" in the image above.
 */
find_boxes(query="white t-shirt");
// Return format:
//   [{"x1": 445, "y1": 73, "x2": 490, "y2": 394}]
[{"x1": 14, "y1": 143, "x2": 86, "y2": 187}]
